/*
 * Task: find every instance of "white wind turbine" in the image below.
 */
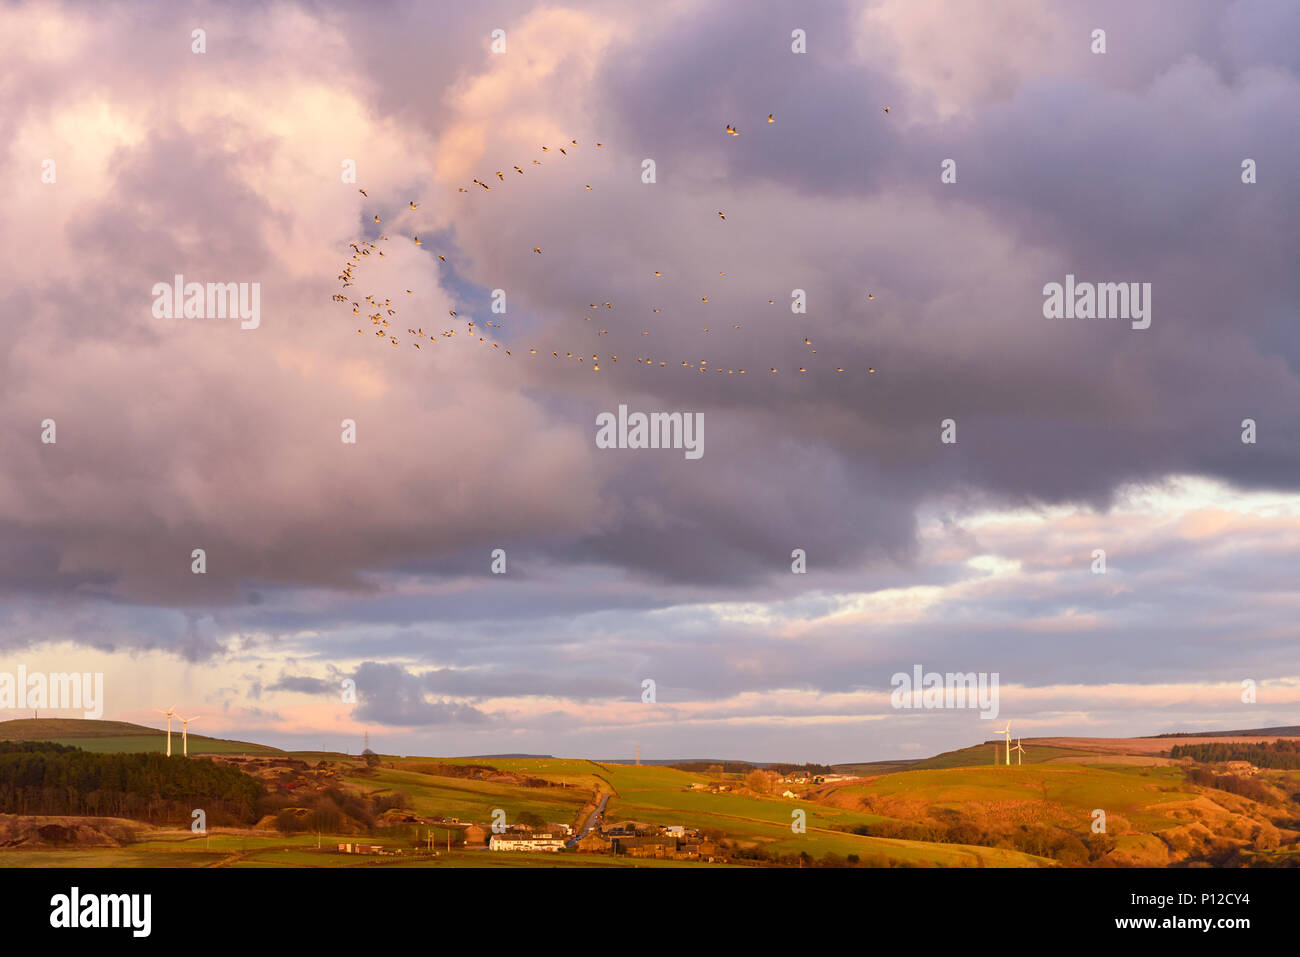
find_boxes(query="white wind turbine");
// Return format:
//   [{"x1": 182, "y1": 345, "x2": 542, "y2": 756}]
[
  {"x1": 178, "y1": 714, "x2": 199, "y2": 757},
  {"x1": 995, "y1": 723, "x2": 1012, "y2": 765},
  {"x1": 1012, "y1": 737, "x2": 1027, "y2": 766},
  {"x1": 154, "y1": 705, "x2": 176, "y2": 757}
]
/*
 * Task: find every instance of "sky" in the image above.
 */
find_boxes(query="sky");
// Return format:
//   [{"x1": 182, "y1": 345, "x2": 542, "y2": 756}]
[{"x1": 1, "y1": 0, "x2": 1298, "y2": 763}]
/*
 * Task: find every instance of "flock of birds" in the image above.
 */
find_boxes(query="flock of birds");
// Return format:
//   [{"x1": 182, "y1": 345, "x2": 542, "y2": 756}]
[{"x1": 333, "y1": 112, "x2": 891, "y2": 376}]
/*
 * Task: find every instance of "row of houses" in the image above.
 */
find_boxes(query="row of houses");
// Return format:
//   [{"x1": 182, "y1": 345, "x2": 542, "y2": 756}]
[
  {"x1": 483, "y1": 821, "x2": 574, "y2": 851},
  {"x1": 779, "y1": 772, "x2": 858, "y2": 785},
  {"x1": 488, "y1": 832, "x2": 568, "y2": 852},
  {"x1": 575, "y1": 821, "x2": 716, "y2": 860}
]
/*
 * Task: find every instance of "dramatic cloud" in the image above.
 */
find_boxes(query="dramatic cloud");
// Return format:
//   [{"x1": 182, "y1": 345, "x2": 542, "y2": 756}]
[{"x1": 1, "y1": 0, "x2": 1296, "y2": 760}]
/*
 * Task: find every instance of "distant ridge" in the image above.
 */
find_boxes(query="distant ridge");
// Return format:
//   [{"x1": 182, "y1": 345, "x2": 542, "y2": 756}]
[
  {"x1": 1149, "y1": 726, "x2": 1300, "y2": 738},
  {"x1": 455, "y1": 753, "x2": 554, "y2": 759}
]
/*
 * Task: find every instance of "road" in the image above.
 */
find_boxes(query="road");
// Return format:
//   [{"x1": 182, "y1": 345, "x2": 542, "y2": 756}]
[{"x1": 567, "y1": 792, "x2": 609, "y2": 848}]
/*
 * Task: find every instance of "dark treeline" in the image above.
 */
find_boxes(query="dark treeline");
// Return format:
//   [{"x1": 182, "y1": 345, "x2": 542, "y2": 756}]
[
  {"x1": 0, "y1": 741, "x2": 264, "y2": 824},
  {"x1": 764, "y1": 762, "x2": 836, "y2": 775},
  {"x1": 670, "y1": 761, "x2": 759, "y2": 774},
  {"x1": 0, "y1": 741, "x2": 80, "y2": 755},
  {"x1": 1171, "y1": 739, "x2": 1300, "y2": 769}
]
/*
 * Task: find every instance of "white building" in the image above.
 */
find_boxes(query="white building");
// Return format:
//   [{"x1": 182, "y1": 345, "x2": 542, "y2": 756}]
[{"x1": 489, "y1": 833, "x2": 566, "y2": 852}]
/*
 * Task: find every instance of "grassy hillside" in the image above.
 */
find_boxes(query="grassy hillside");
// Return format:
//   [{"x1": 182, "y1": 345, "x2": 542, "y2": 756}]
[
  {"x1": 910, "y1": 742, "x2": 1097, "y2": 770},
  {"x1": 0, "y1": 718, "x2": 280, "y2": 754},
  {"x1": 595, "y1": 763, "x2": 1052, "y2": 866},
  {"x1": 822, "y1": 761, "x2": 1300, "y2": 866},
  {"x1": 346, "y1": 765, "x2": 591, "y2": 830}
]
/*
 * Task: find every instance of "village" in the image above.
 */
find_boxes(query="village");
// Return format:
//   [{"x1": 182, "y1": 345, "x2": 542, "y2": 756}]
[
  {"x1": 331, "y1": 768, "x2": 861, "y2": 862},
  {"x1": 336, "y1": 818, "x2": 720, "y2": 861}
]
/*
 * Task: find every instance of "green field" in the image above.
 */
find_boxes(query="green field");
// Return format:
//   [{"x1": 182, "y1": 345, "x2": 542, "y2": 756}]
[
  {"x1": 347, "y1": 766, "x2": 591, "y2": 830},
  {"x1": 391, "y1": 756, "x2": 614, "y2": 792}
]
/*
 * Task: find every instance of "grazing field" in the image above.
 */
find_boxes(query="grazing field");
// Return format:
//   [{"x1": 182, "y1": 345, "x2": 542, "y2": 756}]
[
  {"x1": 346, "y1": 766, "x2": 590, "y2": 829},
  {"x1": 391, "y1": 756, "x2": 613, "y2": 792}
]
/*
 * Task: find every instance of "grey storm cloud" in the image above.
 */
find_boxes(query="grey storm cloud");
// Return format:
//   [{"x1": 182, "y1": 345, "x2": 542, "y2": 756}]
[
  {"x1": 350, "y1": 662, "x2": 489, "y2": 727},
  {"x1": 0, "y1": 0, "x2": 1297, "y2": 762},
  {"x1": 268, "y1": 674, "x2": 336, "y2": 696}
]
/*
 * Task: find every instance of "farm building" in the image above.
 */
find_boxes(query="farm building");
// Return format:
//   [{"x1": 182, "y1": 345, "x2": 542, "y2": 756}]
[{"x1": 576, "y1": 832, "x2": 612, "y2": 853}]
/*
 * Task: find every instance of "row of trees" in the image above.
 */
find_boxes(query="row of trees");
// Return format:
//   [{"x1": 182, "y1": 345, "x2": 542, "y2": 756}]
[
  {"x1": 0, "y1": 742, "x2": 264, "y2": 824},
  {"x1": 1170, "y1": 739, "x2": 1300, "y2": 769}
]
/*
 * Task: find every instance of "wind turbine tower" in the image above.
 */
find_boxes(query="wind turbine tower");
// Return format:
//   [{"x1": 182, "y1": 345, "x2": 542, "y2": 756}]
[
  {"x1": 996, "y1": 723, "x2": 1012, "y2": 765},
  {"x1": 154, "y1": 705, "x2": 176, "y2": 757},
  {"x1": 1013, "y1": 737, "x2": 1026, "y2": 766},
  {"x1": 178, "y1": 715, "x2": 199, "y2": 757}
]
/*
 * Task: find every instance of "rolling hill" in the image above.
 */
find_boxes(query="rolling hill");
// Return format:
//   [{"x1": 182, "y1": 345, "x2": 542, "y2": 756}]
[{"x1": 0, "y1": 718, "x2": 281, "y2": 755}]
